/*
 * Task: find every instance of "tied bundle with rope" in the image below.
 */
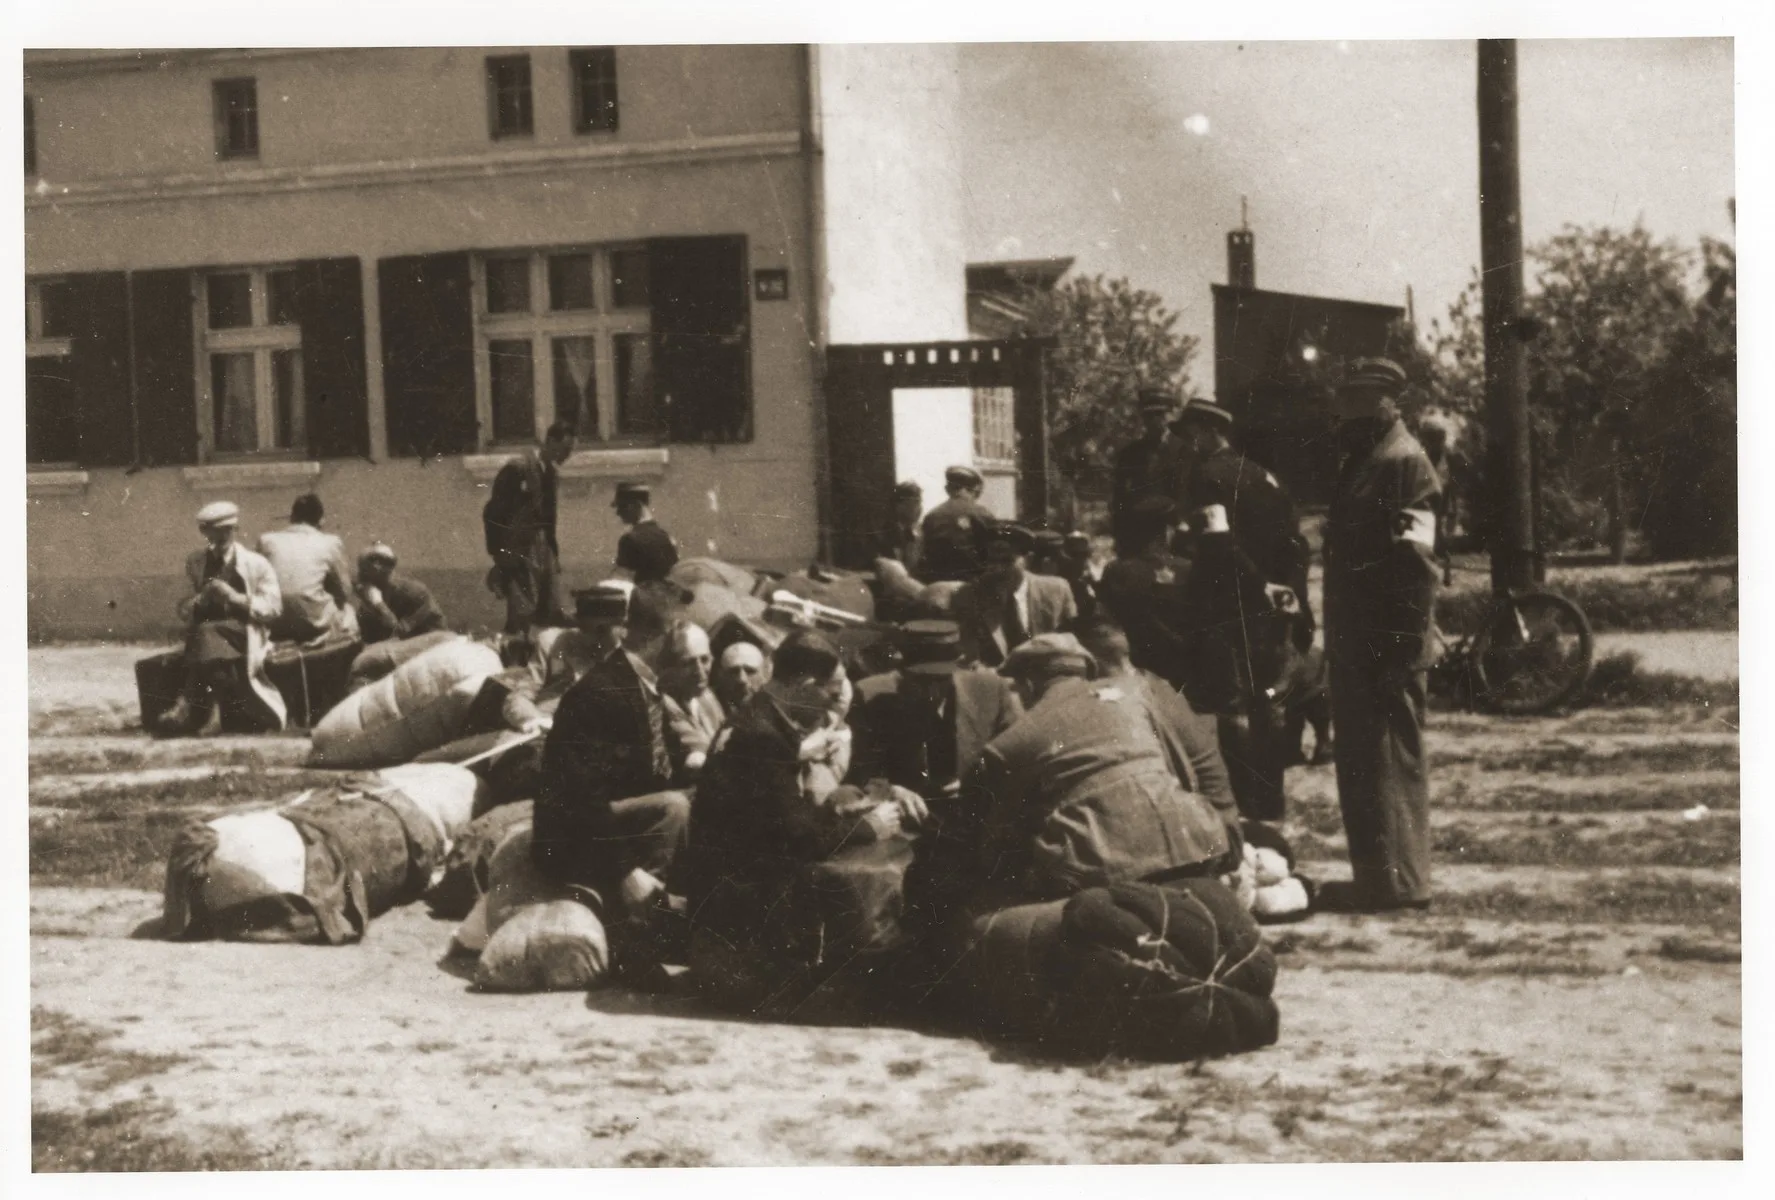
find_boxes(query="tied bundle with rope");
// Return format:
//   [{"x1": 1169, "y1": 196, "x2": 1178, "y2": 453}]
[{"x1": 942, "y1": 877, "x2": 1279, "y2": 1060}]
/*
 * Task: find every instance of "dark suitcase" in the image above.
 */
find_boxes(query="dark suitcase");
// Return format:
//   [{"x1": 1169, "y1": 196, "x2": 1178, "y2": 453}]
[
  {"x1": 265, "y1": 634, "x2": 362, "y2": 730},
  {"x1": 135, "y1": 649, "x2": 186, "y2": 732}
]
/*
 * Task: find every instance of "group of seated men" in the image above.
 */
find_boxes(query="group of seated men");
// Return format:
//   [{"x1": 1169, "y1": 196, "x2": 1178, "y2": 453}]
[
  {"x1": 156, "y1": 493, "x2": 448, "y2": 737},
  {"x1": 514, "y1": 566, "x2": 1242, "y2": 1005}
]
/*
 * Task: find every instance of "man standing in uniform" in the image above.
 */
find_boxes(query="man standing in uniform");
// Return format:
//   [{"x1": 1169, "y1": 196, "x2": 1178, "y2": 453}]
[
  {"x1": 1111, "y1": 386, "x2": 1191, "y2": 557},
  {"x1": 920, "y1": 466, "x2": 996, "y2": 583},
  {"x1": 483, "y1": 421, "x2": 575, "y2": 635},
  {"x1": 1322, "y1": 358, "x2": 1441, "y2": 912},
  {"x1": 611, "y1": 482, "x2": 680, "y2": 585},
  {"x1": 1176, "y1": 397, "x2": 1313, "y2": 824}
]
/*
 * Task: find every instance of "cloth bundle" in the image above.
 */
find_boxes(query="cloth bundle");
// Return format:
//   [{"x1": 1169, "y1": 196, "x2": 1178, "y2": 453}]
[
  {"x1": 1222, "y1": 822, "x2": 1314, "y2": 922},
  {"x1": 452, "y1": 823, "x2": 611, "y2": 993},
  {"x1": 161, "y1": 763, "x2": 483, "y2": 944},
  {"x1": 424, "y1": 800, "x2": 535, "y2": 920},
  {"x1": 308, "y1": 638, "x2": 501, "y2": 768},
  {"x1": 944, "y1": 877, "x2": 1280, "y2": 1060}
]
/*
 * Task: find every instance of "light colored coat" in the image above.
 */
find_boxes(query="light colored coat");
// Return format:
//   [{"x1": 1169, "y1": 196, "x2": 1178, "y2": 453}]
[{"x1": 181, "y1": 543, "x2": 288, "y2": 730}]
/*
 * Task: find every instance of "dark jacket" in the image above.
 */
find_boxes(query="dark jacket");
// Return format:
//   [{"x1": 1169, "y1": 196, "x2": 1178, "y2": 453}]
[
  {"x1": 920, "y1": 495, "x2": 997, "y2": 582},
  {"x1": 358, "y1": 576, "x2": 447, "y2": 645},
  {"x1": 1097, "y1": 551, "x2": 1196, "y2": 691},
  {"x1": 482, "y1": 450, "x2": 559, "y2": 566},
  {"x1": 616, "y1": 519, "x2": 680, "y2": 584},
  {"x1": 951, "y1": 572, "x2": 1079, "y2": 667},
  {"x1": 847, "y1": 666, "x2": 1023, "y2": 797},
  {"x1": 1112, "y1": 431, "x2": 1191, "y2": 547},
  {"x1": 1324, "y1": 418, "x2": 1442, "y2": 672}
]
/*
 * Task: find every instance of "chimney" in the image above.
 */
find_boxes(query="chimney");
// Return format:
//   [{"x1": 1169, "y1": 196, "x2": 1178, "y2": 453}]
[{"x1": 1227, "y1": 197, "x2": 1255, "y2": 289}]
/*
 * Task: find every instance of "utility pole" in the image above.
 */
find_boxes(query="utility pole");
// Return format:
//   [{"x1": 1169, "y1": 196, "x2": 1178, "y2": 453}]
[{"x1": 1477, "y1": 39, "x2": 1538, "y2": 592}]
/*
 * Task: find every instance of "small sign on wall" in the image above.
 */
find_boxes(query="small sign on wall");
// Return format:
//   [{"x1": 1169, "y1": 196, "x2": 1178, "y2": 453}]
[{"x1": 754, "y1": 268, "x2": 790, "y2": 301}]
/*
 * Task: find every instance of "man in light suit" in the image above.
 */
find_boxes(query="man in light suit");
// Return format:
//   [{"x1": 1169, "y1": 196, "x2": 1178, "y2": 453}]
[{"x1": 951, "y1": 522, "x2": 1079, "y2": 668}]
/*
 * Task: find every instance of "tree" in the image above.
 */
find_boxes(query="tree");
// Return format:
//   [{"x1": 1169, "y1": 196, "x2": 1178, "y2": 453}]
[{"x1": 1008, "y1": 274, "x2": 1199, "y2": 525}]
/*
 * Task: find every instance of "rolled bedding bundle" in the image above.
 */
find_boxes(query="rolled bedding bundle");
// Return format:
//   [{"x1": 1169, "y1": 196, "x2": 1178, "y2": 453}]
[
  {"x1": 160, "y1": 763, "x2": 484, "y2": 944},
  {"x1": 308, "y1": 638, "x2": 502, "y2": 769},
  {"x1": 424, "y1": 800, "x2": 535, "y2": 920},
  {"x1": 941, "y1": 877, "x2": 1280, "y2": 1061},
  {"x1": 451, "y1": 822, "x2": 611, "y2": 993}
]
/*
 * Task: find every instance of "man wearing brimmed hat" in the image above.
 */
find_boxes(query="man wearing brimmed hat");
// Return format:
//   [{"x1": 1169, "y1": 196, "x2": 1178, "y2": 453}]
[
  {"x1": 1111, "y1": 384, "x2": 1191, "y2": 556},
  {"x1": 1175, "y1": 395, "x2": 1313, "y2": 825},
  {"x1": 611, "y1": 481, "x2": 680, "y2": 585},
  {"x1": 848, "y1": 619, "x2": 1022, "y2": 803},
  {"x1": 532, "y1": 582, "x2": 688, "y2": 912},
  {"x1": 909, "y1": 630, "x2": 1234, "y2": 923},
  {"x1": 951, "y1": 521, "x2": 1079, "y2": 668},
  {"x1": 920, "y1": 464, "x2": 998, "y2": 583},
  {"x1": 158, "y1": 500, "x2": 287, "y2": 736},
  {"x1": 1322, "y1": 355, "x2": 1441, "y2": 913},
  {"x1": 1096, "y1": 495, "x2": 1196, "y2": 690},
  {"x1": 483, "y1": 421, "x2": 576, "y2": 634}
]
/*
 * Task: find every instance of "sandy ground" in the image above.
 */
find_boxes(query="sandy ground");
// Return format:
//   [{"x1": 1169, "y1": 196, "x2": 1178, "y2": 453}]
[{"x1": 29, "y1": 644, "x2": 1742, "y2": 1167}]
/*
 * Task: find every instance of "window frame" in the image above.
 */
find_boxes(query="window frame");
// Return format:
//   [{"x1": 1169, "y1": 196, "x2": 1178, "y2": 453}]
[
  {"x1": 193, "y1": 266, "x2": 306, "y2": 462},
  {"x1": 570, "y1": 47, "x2": 619, "y2": 134},
  {"x1": 972, "y1": 386, "x2": 1018, "y2": 469},
  {"x1": 25, "y1": 276, "x2": 78, "y2": 468},
  {"x1": 470, "y1": 245, "x2": 652, "y2": 449},
  {"x1": 212, "y1": 77, "x2": 260, "y2": 161},
  {"x1": 485, "y1": 54, "x2": 535, "y2": 140}
]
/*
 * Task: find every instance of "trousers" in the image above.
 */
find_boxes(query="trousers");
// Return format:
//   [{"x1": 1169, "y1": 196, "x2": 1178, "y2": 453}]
[
  {"x1": 495, "y1": 535, "x2": 567, "y2": 635},
  {"x1": 532, "y1": 789, "x2": 691, "y2": 901},
  {"x1": 1217, "y1": 705, "x2": 1289, "y2": 823},
  {"x1": 1329, "y1": 657, "x2": 1431, "y2": 905}
]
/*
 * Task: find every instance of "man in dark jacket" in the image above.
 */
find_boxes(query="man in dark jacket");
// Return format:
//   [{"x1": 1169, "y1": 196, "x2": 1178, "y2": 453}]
[
  {"x1": 1176, "y1": 397, "x2": 1314, "y2": 822},
  {"x1": 920, "y1": 466, "x2": 997, "y2": 583},
  {"x1": 353, "y1": 542, "x2": 446, "y2": 646},
  {"x1": 611, "y1": 481, "x2": 680, "y2": 585},
  {"x1": 1096, "y1": 495, "x2": 1195, "y2": 691},
  {"x1": 483, "y1": 421, "x2": 575, "y2": 635},
  {"x1": 1323, "y1": 357, "x2": 1441, "y2": 912},
  {"x1": 912, "y1": 633, "x2": 1234, "y2": 925},
  {"x1": 1111, "y1": 385, "x2": 1192, "y2": 556},
  {"x1": 951, "y1": 522, "x2": 1079, "y2": 667},
  {"x1": 532, "y1": 584, "x2": 687, "y2": 909}
]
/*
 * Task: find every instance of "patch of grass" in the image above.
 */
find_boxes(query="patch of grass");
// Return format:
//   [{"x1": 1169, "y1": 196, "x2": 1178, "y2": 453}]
[
  {"x1": 1431, "y1": 817, "x2": 1740, "y2": 870},
  {"x1": 621, "y1": 1146, "x2": 712, "y2": 1168},
  {"x1": 855, "y1": 1139, "x2": 1045, "y2": 1166},
  {"x1": 1432, "y1": 739, "x2": 1737, "y2": 776},
  {"x1": 1464, "y1": 779, "x2": 1741, "y2": 815},
  {"x1": 33, "y1": 1099, "x2": 292, "y2": 1172},
  {"x1": 37, "y1": 768, "x2": 341, "y2": 813},
  {"x1": 886, "y1": 1058, "x2": 925, "y2": 1078},
  {"x1": 1437, "y1": 565, "x2": 1736, "y2": 636},
  {"x1": 1433, "y1": 876, "x2": 1740, "y2": 933},
  {"x1": 32, "y1": 1008, "x2": 190, "y2": 1087},
  {"x1": 1656, "y1": 934, "x2": 1741, "y2": 964},
  {"x1": 1585, "y1": 652, "x2": 1738, "y2": 710}
]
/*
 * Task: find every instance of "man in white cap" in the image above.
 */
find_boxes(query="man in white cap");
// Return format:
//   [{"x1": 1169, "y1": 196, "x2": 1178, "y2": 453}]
[{"x1": 159, "y1": 501, "x2": 287, "y2": 736}]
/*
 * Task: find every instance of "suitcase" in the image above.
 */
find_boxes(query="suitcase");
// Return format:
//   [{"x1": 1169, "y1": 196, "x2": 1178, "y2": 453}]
[
  {"x1": 135, "y1": 649, "x2": 187, "y2": 732},
  {"x1": 265, "y1": 634, "x2": 363, "y2": 730}
]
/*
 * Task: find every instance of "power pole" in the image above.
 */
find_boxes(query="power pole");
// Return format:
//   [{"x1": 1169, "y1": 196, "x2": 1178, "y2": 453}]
[{"x1": 1477, "y1": 39, "x2": 1538, "y2": 592}]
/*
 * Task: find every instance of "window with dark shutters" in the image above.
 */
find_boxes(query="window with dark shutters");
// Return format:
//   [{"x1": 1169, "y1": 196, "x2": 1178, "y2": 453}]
[
  {"x1": 66, "y1": 272, "x2": 136, "y2": 468},
  {"x1": 287, "y1": 257, "x2": 370, "y2": 460},
  {"x1": 380, "y1": 253, "x2": 478, "y2": 458},
  {"x1": 648, "y1": 235, "x2": 752, "y2": 445},
  {"x1": 132, "y1": 269, "x2": 200, "y2": 467}
]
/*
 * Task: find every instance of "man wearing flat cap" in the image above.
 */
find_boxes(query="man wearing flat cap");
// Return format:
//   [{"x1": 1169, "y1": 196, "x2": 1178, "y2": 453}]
[
  {"x1": 158, "y1": 501, "x2": 287, "y2": 735},
  {"x1": 533, "y1": 582, "x2": 688, "y2": 912},
  {"x1": 951, "y1": 522, "x2": 1078, "y2": 668},
  {"x1": 611, "y1": 481, "x2": 680, "y2": 585},
  {"x1": 1176, "y1": 396, "x2": 1314, "y2": 824},
  {"x1": 1322, "y1": 356, "x2": 1442, "y2": 912},
  {"x1": 920, "y1": 465, "x2": 998, "y2": 583},
  {"x1": 848, "y1": 619, "x2": 1023, "y2": 803},
  {"x1": 909, "y1": 631, "x2": 1234, "y2": 924},
  {"x1": 1111, "y1": 384, "x2": 1192, "y2": 557}
]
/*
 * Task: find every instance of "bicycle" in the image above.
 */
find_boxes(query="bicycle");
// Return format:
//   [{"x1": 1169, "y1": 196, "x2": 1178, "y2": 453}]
[{"x1": 1429, "y1": 575, "x2": 1595, "y2": 715}]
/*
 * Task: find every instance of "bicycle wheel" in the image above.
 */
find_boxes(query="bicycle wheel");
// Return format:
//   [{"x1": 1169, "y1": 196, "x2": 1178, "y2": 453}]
[{"x1": 1470, "y1": 589, "x2": 1595, "y2": 715}]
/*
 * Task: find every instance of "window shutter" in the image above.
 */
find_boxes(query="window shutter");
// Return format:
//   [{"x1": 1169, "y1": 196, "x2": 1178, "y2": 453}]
[
  {"x1": 379, "y1": 253, "x2": 477, "y2": 457},
  {"x1": 131, "y1": 268, "x2": 199, "y2": 467},
  {"x1": 648, "y1": 235, "x2": 751, "y2": 444},
  {"x1": 293, "y1": 257, "x2": 369, "y2": 460},
  {"x1": 65, "y1": 271, "x2": 134, "y2": 467}
]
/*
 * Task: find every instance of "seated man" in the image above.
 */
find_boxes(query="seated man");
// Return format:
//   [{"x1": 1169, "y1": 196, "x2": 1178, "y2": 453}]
[
  {"x1": 848, "y1": 619, "x2": 1022, "y2": 802},
  {"x1": 531, "y1": 584, "x2": 687, "y2": 913},
  {"x1": 658, "y1": 620, "x2": 724, "y2": 781},
  {"x1": 503, "y1": 582, "x2": 639, "y2": 732},
  {"x1": 346, "y1": 543, "x2": 454, "y2": 690},
  {"x1": 711, "y1": 640, "x2": 770, "y2": 712},
  {"x1": 257, "y1": 492, "x2": 355, "y2": 644},
  {"x1": 159, "y1": 501, "x2": 288, "y2": 736},
  {"x1": 911, "y1": 633, "x2": 1234, "y2": 927},
  {"x1": 952, "y1": 522, "x2": 1079, "y2": 668}
]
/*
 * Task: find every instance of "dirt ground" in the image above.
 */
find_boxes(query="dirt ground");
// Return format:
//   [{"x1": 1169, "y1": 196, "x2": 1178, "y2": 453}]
[{"x1": 28, "y1": 643, "x2": 1742, "y2": 1167}]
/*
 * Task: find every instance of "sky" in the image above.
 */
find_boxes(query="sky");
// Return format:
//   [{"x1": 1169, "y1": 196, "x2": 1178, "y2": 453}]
[{"x1": 958, "y1": 39, "x2": 1736, "y2": 360}]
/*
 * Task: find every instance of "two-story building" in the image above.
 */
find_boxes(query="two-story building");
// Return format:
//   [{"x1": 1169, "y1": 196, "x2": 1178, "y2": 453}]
[{"x1": 25, "y1": 45, "x2": 1010, "y2": 639}]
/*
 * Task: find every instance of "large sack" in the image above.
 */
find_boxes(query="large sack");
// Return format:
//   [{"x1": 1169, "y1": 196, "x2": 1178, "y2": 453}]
[
  {"x1": 669, "y1": 557, "x2": 759, "y2": 596},
  {"x1": 160, "y1": 771, "x2": 456, "y2": 943},
  {"x1": 348, "y1": 629, "x2": 462, "y2": 692},
  {"x1": 464, "y1": 824, "x2": 611, "y2": 992},
  {"x1": 373, "y1": 762, "x2": 485, "y2": 846},
  {"x1": 308, "y1": 638, "x2": 501, "y2": 768},
  {"x1": 425, "y1": 800, "x2": 535, "y2": 920},
  {"x1": 771, "y1": 567, "x2": 876, "y2": 622}
]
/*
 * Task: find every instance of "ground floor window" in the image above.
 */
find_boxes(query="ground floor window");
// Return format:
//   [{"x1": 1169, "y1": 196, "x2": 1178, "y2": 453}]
[
  {"x1": 473, "y1": 246, "x2": 653, "y2": 446},
  {"x1": 198, "y1": 266, "x2": 305, "y2": 456},
  {"x1": 26, "y1": 277, "x2": 77, "y2": 465},
  {"x1": 973, "y1": 386, "x2": 1017, "y2": 467}
]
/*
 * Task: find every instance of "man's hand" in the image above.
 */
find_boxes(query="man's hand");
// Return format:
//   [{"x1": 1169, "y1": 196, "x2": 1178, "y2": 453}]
[
  {"x1": 891, "y1": 785, "x2": 930, "y2": 829},
  {"x1": 1264, "y1": 583, "x2": 1302, "y2": 614},
  {"x1": 357, "y1": 584, "x2": 385, "y2": 609}
]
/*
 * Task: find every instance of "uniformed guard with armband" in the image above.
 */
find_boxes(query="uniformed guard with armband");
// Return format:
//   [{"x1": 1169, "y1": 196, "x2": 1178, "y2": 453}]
[{"x1": 1322, "y1": 358, "x2": 1442, "y2": 912}]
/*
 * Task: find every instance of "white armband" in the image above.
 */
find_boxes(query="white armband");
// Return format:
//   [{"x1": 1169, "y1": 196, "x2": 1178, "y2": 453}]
[{"x1": 1396, "y1": 508, "x2": 1438, "y2": 549}]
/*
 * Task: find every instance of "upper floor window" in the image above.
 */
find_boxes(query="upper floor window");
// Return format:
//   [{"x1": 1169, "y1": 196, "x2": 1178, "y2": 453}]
[
  {"x1": 473, "y1": 246, "x2": 653, "y2": 446},
  {"x1": 571, "y1": 48, "x2": 619, "y2": 134},
  {"x1": 200, "y1": 267, "x2": 304, "y2": 455},
  {"x1": 26, "y1": 278, "x2": 77, "y2": 464},
  {"x1": 486, "y1": 55, "x2": 533, "y2": 139},
  {"x1": 213, "y1": 78, "x2": 259, "y2": 160},
  {"x1": 25, "y1": 95, "x2": 36, "y2": 177}
]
